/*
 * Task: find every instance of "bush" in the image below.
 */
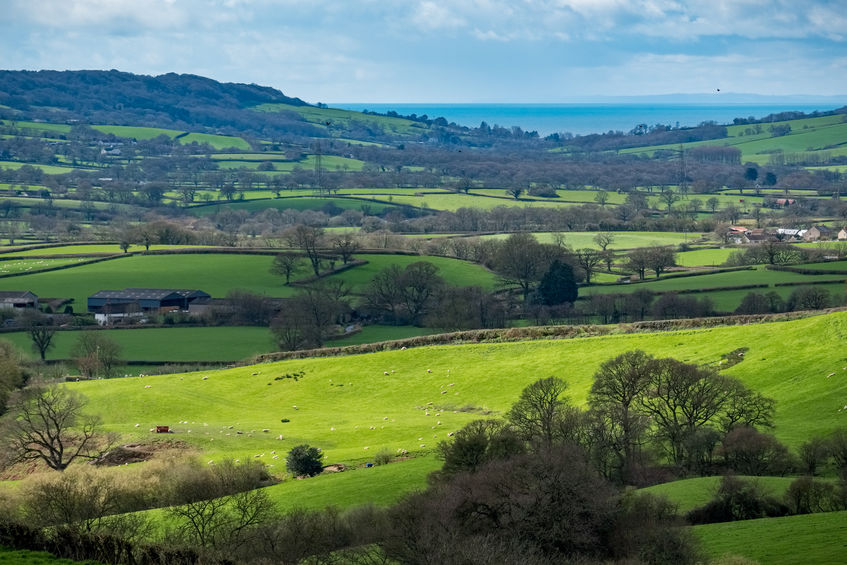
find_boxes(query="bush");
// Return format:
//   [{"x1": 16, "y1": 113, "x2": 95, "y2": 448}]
[
  {"x1": 686, "y1": 475, "x2": 788, "y2": 524},
  {"x1": 785, "y1": 476, "x2": 841, "y2": 514},
  {"x1": 373, "y1": 449, "x2": 393, "y2": 466},
  {"x1": 719, "y1": 427, "x2": 793, "y2": 475},
  {"x1": 286, "y1": 444, "x2": 324, "y2": 477}
]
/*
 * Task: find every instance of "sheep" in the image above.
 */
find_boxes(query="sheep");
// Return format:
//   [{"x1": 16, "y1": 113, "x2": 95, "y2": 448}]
[
  {"x1": 135, "y1": 423, "x2": 140, "y2": 427},
  {"x1": 144, "y1": 385, "x2": 151, "y2": 389},
  {"x1": 262, "y1": 428, "x2": 270, "y2": 432},
  {"x1": 384, "y1": 371, "x2": 389, "y2": 375},
  {"x1": 427, "y1": 369, "x2": 432, "y2": 373},
  {"x1": 827, "y1": 373, "x2": 836, "y2": 378},
  {"x1": 202, "y1": 376, "x2": 209, "y2": 380}
]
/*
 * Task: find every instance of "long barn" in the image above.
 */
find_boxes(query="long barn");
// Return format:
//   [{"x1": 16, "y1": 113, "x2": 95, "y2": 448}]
[{"x1": 88, "y1": 288, "x2": 210, "y2": 324}]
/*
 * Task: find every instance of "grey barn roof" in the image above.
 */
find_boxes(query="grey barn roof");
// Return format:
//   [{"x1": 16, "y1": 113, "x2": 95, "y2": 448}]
[
  {"x1": 0, "y1": 291, "x2": 37, "y2": 300},
  {"x1": 89, "y1": 289, "x2": 210, "y2": 301}
]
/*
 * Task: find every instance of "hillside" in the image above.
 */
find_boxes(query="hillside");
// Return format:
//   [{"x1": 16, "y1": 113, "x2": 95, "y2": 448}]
[{"x1": 62, "y1": 310, "x2": 847, "y2": 474}]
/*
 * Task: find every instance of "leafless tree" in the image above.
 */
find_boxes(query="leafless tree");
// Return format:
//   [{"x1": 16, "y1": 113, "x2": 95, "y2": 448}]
[{"x1": 1, "y1": 386, "x2": 106, "y2": 471}]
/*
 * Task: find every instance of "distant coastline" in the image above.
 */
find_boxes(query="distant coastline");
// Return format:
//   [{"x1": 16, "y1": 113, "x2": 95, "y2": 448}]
[{"x1": 333, "y1": 102, "x2": 845, "y2": 136}]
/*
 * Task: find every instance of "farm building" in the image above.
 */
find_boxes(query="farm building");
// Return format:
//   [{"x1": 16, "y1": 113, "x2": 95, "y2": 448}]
[
  {"x1": 804, "y1": 225, "x2": 833, "y2": 242},
  {"x1": 838, "y1": 228, "x2": 847, "y2": 241},
  {"x1": 88, "y1": 288, "x2": 210, "y2": 324},
  {"x1": 0, "y1": 291, "x2": 38, "y2": 309}
]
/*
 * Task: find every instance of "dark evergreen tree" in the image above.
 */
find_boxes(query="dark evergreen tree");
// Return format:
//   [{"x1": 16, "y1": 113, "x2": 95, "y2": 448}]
[{"x1": 537, "y1": 260, "x2": 578, "y2": 305}]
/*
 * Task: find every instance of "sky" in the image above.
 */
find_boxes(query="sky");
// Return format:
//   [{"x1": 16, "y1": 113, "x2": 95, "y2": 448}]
[{"x1": 1, "y1": 0, "x2": 846, "y2": 104}]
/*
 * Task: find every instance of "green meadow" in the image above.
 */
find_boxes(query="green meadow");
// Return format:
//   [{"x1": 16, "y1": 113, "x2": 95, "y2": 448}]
[
  {"x1": 480, "y1": 231, "x2": 699, "y2": 249},
  {"x1": 641, "y1": 475, "x2": 798, "y2": 513},
  {"x1": 0, "y1": 252, "x2": 498, "y2": 308},
  {"x1": 177, "y1": 133, "x2": 250, "y2": 150},
  {"x1": 252, "y1": 103, "x2": 424, "y2": 136},
  {"x1": 0, "y1": 254, "x2": 291, "y2": 307},
  {"x1": 189, "y1": 196, "x2": 396, "y2": 216},
  {"x1": 91, "y1": 125, "x2": 183, "y2": 139},
  {"x1": 694, "y1": 510, "x2": 847, "y2": 565},
  {"x1": 62, "y1": 311, "x2": 847, "y2": 470},
  {"x1": 329, "y1": 254, "x2": 499, "y2": 292},
  {"x1": 0, "y1": 244, "x2": 215, "y2": 257},
  {"x1": 0, "y1": 257, "x2": 88, "y2": 275},
  {"x1": 0, "y1": 326, "x2": 275, "y2": 363}
]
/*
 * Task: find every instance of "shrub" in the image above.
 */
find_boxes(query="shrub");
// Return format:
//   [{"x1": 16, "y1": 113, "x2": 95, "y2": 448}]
[
  {"x1": 785, "y1": 476, "x2": 840, "y2": 514},
  {"x1": 719, "y1": 427, "x2": 793, "y2": 475},
  {"x1": 286, "y1": 444, "x2": 324, "y2": 477},
  {"x1": 686, "y1": 475, "x2": 788, "y2": 524},
  {"x1": 373, "y1": 449, "x2": 392, "y2": 466}
]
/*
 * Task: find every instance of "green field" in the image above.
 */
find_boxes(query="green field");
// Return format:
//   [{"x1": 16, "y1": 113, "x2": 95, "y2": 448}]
[
  {"x1": 91, "y1": 125, "x2": 183, "y2": 140},
  {"x1": 329, "y1": 325, "x2": 442, "y2": 347},
  {"x1": 332, "y1": 254, "x2": 499, "y2": 292},
  {"x1": 0, "y1": 257, "x2": 88, "y2": 274},
  {"x1": 177, "y1": 133, "x2": 250, "y2": 150},
  {"x1": 189, "y1": 197, "x2": 396, "y2": 216},
  {"x1": 695, "y1": 510, "x2": 847, "y2": 565},
  {"x1": 0, "y1": 244, "x2": 214, "y2": 257},
  {"x1": 0, "y1": 254, "x2": 292, "y2": 307},
  {"x1": 481, "y1": 231, "x2": 701, "y2": 249},
  {"x1": 621, "y1": 113, "x2": 847, "y2": 165},
  {"x1": 0, "y1": 326, "x2": 275, "y2": 363},
  {"x1": 252, "y1": 103, "x2": 425, "y2": 136},
  {"x1": 641, "y1": 475, "x2": 798, "y2": 513},
  {"x1": 0, "y1": 252, "x2": 500, "y2": 309},
  {"x1": 55, "y1": 311, "x2": 847, "y2": 470},
  {"x1": 0, "y1": 161, "x2": 85, "y2": 174},
  {"x1": 675, "y1": 248, "x2": 736, "y2": 267}
]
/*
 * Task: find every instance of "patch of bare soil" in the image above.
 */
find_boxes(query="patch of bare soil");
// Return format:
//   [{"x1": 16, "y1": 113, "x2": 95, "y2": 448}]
[{"x1": 92, "y1": 439, "x2": 194, "y2": 467}]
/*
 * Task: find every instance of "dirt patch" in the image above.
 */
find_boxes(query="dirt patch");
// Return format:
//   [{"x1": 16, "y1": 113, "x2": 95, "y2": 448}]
[
  {"x1": 92, "y1": 440, "x2": 193, "y2": 467},
  {"x1": 322, "y1": 464, "x2": 347, "y2": 473}
]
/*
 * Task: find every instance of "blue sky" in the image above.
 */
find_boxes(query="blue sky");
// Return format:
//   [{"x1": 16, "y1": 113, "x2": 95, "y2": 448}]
[{"x1": 2, "y1": 0, "x2": 846, "y2": 103}]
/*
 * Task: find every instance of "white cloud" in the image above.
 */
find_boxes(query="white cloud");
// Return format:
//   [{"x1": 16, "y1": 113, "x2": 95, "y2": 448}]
[{"x1": 410, "y1": 1, "x2": 466, "y2": 30}]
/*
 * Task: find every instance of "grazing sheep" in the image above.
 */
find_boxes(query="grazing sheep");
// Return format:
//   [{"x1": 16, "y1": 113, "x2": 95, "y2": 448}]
[
  {"x1": 144, "y1": 385, "x2": 151, "y2": 389},
  {"x1": 828, "y1": 373, "x2": 836, "y2": 378},
  {"x1": 384, "y1": 371, "x2": 389, "y2": 375},
  {"x1": 447, "y1": 432, "x2": 454, "y2": 437},
  {"x1": 202, "y1": 376, "x2": 209, "y2": 380},
  {"x1": 427, "y1": 369, "x2": 432, "y2": 373},
  {"x1": 262, "y1": 428, "x2": 270, "y2": 432},
  {"x1": 135, "y1": 423, "x2": 140, "y2": 427}
]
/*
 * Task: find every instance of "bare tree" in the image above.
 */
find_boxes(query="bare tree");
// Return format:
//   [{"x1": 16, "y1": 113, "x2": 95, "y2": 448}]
[
  {"x1": 593, "y1": 232, "x2": 615, "y2": 251},
  {"x1": 285, "y1": 225, "x2": 324, "y2": 276},
  {"x1": 575, "y1": 248, "x2": 603, "y2": 283},
  {"x1": 330, "y1": 232, "x2": 361, "y2": 264},
  {"x1": 270, "y1": 253, "x2": 302, "y2": 285},
  {"x1": 71, "y1": 332, "x2": 122, "y2": 378},
  {"x1": 1, "y1": 386, "x2": 105, "y2": 471},
  {"x1": 23, "y1": 312, "x2": 56, "y2": 361}
]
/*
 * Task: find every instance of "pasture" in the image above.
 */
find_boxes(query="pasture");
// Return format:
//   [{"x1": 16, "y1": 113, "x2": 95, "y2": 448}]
[
  {"x1": 326, "y1": 254, "x2": 499, "y2": 292},
  {"x1": 0, "y1": 251, "x2": 500, "y2": 309},
  {"x1": 0, "y1": 254, "x2": 292, "y2": 307},
  {"x1": 177, "y1": 133, "x2": 250, "y2": 150},
  {"x1": 0, "y1": 257, "x2": 88, "y2": 275},
  {"x1": 91, "y1": 125, "x2": 183, "y2": 140},
  {"x1": 188, "y1": 196, "x2": 396, "y2": 216},
  {"x1": 694, "y1": 510, "x2": 847, "y2": 565},
  {"x1": 0, "y1": 327, "x2": 276, "y2": 363},
  {"x1": 480, "y1": 231, "x2": 700, "y2": 249},
  {"x1": 64, "y1": 311, "x2": 847, "y2": 471},
  {"x1": 641, "y1": 475, "x2": 797, "y2": 513}
]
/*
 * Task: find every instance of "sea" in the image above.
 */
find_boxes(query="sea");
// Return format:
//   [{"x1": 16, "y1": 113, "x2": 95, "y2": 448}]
[{"x1": 332, "y1": 102, "x2": 845, "y2": 137}]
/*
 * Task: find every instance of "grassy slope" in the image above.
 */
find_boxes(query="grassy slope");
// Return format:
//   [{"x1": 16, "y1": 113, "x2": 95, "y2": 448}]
[
  {"x1": 0, "y1": 244, "x2": 215, "y2": 257},
  {"x1": 694, "y1": 510, "x2": 847, "y2": 565},
  {"x1": 67, "y1": 311, "x2": 847, "y2": 470},
  {"x1": 641, "y1": 476, "x2": 797, "y2": 513}
]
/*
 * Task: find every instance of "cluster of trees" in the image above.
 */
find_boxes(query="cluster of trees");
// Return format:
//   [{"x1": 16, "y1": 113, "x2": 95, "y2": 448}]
[{"x1": 735, "y1": 286, "x2": 837, "y2": 314}]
